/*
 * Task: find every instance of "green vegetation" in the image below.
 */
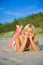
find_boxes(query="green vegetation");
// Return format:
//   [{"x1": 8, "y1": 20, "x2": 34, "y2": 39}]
[
  {"x1": 0, "y1": 12, "x2": 43, "y2": 37},
  {"x1": 0, "y1": 31, "x2": 15, "y2": 38}
]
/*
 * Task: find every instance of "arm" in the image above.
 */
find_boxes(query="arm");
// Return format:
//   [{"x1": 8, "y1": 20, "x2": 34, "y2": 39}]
[
  {"x1": 15, "y1": 37, "x2": 27, "y2": 52},
  {"x1": 30, "y1": 38, "x2": 40, "y2": 51}
]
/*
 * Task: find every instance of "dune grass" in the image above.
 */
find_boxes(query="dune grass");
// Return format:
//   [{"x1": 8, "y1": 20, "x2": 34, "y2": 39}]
[
  {"x1": 0, "y1": 28, "x2": 43, "y2": 38},
  {"x1": 0, "y1": 31, "x2": 15, "y2": 38}
]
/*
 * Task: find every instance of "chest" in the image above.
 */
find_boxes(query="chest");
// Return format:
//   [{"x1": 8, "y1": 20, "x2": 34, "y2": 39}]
[{"x1": 26, "y1": 39, "x2": 30, "y2": 47}]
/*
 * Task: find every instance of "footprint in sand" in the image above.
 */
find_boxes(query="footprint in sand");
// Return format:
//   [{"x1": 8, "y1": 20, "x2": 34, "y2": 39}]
[
  {"x1": 3, "y1": 57, "x2": 23, "y2": 63},
  {"x1": 0, "y1": 51, "x2": 4, "y2": 56},
  {"x1": 2, "y1": 46, "x2": 14, "y2": 52}
]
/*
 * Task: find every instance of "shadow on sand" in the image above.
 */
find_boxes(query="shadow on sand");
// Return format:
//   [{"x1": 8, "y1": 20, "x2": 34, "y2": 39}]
[{"x1": 0, "y1": 63, "x2": 5, "y2": 65}]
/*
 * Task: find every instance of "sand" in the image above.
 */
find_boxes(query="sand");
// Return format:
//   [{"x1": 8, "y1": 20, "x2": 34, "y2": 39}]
[{"x1": 0, "y1": 36, "x2": 43, "y2": 65}]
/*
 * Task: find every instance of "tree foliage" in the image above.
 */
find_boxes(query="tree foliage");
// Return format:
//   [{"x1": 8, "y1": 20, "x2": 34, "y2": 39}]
[{"x1": 0, "y1": 12, "x2": 43, "y2": 33}]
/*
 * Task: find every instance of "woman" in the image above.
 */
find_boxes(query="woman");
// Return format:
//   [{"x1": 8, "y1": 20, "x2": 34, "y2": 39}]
[{"x1": 15, "y1": 24, "x2": 40, "y2": 52}]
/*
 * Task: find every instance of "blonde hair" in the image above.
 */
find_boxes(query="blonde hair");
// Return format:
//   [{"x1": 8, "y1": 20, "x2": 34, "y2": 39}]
[
  {"x1": 22, "y1": 24, "x2": 35, "y2": 34},
  {"x1": 22, "y1": 24, "x2": 38, "y2": 43}
]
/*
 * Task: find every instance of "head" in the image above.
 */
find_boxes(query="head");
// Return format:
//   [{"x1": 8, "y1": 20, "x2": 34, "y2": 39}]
[{"x1": 22, "y1": 24, "x2": 36, "y2": 38}]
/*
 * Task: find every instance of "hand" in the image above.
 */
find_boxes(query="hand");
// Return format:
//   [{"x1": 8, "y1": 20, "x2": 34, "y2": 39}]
[
  {"x1": 23, "y1": 34, "x2": 28, "y2": 40},
  {"x1": 29, "y1": 33, "x2": 34, "y2": 40}
]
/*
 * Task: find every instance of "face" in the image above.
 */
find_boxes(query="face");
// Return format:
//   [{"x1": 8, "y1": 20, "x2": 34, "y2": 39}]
[{"x1": 24, "y1": 27, "x2": 34, "y2": 38}]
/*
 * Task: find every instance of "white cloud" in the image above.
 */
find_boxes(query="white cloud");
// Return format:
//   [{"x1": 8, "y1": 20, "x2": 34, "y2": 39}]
[
  {"x1": 34, "y1": 8, "x2": 43, "y2": 14},
  {"x1": 0, "y1": 8, "x2": 5, "y2": 11},
  {"x1": 4, "y1": 11, "x2": 22, "y2": 16},
  {"x1": 38, "y1": 8, "x2": 43, "y2": 12},
  {"x1": 33, "y1": 8, "x2": 43, "y2": 14}
]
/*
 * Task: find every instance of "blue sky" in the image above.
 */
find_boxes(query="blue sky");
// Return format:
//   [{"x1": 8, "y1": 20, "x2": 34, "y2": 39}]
[{"x1": 0, "y1": 0, "x2": 43, "y2": 23}]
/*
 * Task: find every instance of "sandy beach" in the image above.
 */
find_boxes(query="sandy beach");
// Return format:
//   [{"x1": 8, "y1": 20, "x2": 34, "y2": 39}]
[{"x1": 0, "y1": 36, "x2": 43, "y2": 65}]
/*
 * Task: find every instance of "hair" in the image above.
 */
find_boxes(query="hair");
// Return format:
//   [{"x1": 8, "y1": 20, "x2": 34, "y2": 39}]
[
  {"x1": 22, "y1": 24, "x2": 35, "y2": 34},
  {"x1": 21, "y1": 24, "x2": 38, "y2": 43}
]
